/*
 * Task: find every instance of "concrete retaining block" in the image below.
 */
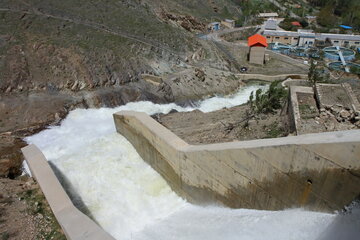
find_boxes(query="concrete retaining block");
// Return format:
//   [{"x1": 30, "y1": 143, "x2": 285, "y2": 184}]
[
  {"x1": 288, "y1": 86, "x2": 314, "y2": 134},
  {"x1": 237, "y1": 73, "x2": 307, "y2": 82},
  {"x1": 21, "y1": 145, "x2": 115, "y2": 240},
  {"x1": 114, "y1": 111, "x2": 360, "y2": 212}
]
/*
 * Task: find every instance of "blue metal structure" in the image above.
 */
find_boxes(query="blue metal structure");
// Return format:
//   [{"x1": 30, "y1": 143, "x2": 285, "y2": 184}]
[
  {"x1": 339, "y1": 25, "x2": 353, "y2": 30},
  {"x1": 210, "y1": 22, "x2": 220, "y2": 31}
]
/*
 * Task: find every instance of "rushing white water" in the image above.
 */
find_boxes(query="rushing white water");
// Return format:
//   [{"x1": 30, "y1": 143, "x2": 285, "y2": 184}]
[{"x1": 25, "y1": 84, "x2": 360, "y2": 240}]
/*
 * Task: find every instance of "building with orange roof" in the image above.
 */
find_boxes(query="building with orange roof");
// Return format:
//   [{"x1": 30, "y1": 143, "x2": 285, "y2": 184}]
[
  {"x1": 291, "y1": 21, "x2": 302, "y2": 27},
  {"x1": 248, "y1": 34, "x2": 268, "y2": 65}
]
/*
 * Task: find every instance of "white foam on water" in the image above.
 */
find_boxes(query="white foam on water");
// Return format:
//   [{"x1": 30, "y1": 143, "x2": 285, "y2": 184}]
[
  {"x1": 25, "y1": 84, "x2": 359, "y2": 240},
  {"x1": 132, "y1": 207, "x2": 336, "y2": 240},
  {"x1": 196, "y1": 84, "x2": 267, "y2": 112}
]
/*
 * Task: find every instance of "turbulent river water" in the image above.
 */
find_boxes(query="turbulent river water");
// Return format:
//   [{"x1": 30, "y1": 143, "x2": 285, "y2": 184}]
[{"x1": 25, "y1": 84, "x2": 360, "y2": 240}]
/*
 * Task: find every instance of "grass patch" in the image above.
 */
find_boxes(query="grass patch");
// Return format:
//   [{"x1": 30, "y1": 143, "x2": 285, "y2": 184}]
[
  {"x1": 299, "y1": 104, "x2": 318, "y2": 119},
  {"x1": 18, "y1": 189, "x2": 66, "y2": 240},
  {"x1": 265, "y1": 122, "x2": 283, "y2": 138},
  {"x1": 0, "y1": 232, "x2": 9, "y2": 240}
]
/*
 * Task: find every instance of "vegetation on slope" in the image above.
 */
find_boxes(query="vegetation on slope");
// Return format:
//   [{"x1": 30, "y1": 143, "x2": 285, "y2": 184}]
[
  {"x1": 248, "y1": 81, "x2": 288, "y2": 114},
  {"x1": 309, "y1": 0, "x2": 360, "y2": 29}
]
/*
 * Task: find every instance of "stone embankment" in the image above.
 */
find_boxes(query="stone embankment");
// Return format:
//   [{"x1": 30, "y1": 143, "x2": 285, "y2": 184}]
[{"x1": 114, "y1": 111, "x2": 360, "y2": 212}]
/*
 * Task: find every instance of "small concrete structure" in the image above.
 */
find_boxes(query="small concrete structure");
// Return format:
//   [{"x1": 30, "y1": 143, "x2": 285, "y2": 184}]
[
  {"x1": 288, "y1": 86, "x2": 315, "y2": 134},
  {"x1": 306, "y1": 15, "x2": 317, "y2": 24},
  {"x1": 315, "y1": 83, "x2": 352, "y2": 111},
  {"x1": 264, "y1": 19, "x2": 278, "y2": 30},
  {"x1": 114, "y1": 111, "x2": 360, "y2": 212},
  {"x1": 343, "y1": 83, "x2": 360, "y2": 117},
  {"x1": 21, "y1": 145, "x2": 115, "y2": 240},
  {"x1": 208, "y1": 22, "x2": 220, "y2": 31},
  {"x1": 258, "y1": 13, "x2": 279, "y2": 19},
  {"x1": 248, "y1": 34, "x2": 268, "y2": 65},
  {"x1": 221, "y1": 19, "x2": 235, "y2": 29},
  {"x1": 315, "y1": 83, "x2": 360, "y2": 116}
]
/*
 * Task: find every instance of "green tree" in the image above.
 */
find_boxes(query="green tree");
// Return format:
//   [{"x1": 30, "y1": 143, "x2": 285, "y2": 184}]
[
  {"x1": 248, "y1": 81, "x2": 287, "y2": 114},
  {"x1": 308, "y1": 59, "x2": 320, "y2": 86},
  {"x1": 308, "y1": 58, "x2": 328, "y2": 86},
  {"x1": 309, "y1": 0, "x2": 360, "y2": 29},
  {"x1": 317, "y1": 5, "x2": 337, "y2": 27}
]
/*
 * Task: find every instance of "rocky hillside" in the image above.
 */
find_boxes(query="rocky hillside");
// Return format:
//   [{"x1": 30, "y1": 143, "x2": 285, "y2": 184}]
[
  {"x1": 0, "y1": 0, "x2": 245, "y2": 177},
  {"x1": 0, "y1": 0, "x2": 309, "y2": 177},
  {"x1": 0, "y1": 0, "x2": 241, "y2": 95}
]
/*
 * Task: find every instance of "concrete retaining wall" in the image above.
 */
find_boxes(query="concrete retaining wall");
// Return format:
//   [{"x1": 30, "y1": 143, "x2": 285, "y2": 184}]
[
  {"x1": 237, "y1": 73, "x2": 307, "y2": 82},
  {"x1": 265, "y1": 48, "x2": 309, "y2": 69},
  {"x1": 342, "y1": 83, "x2": 360, "y2": 116},
  {"x1": 288, "y1": 86, "x2": 314, "y2": 134},
  {"x1": 114, "y1": 111, "x2": 360, "y2": 212},
  {"x1": 21, "y1": 145, "x2": 115, "y2": 240}
]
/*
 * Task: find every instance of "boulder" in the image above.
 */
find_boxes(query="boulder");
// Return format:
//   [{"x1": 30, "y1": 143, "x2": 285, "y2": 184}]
[
  {"x1": 339, "y1": 110, "x2": 351, "y2": 119},
  {"x1": 195, "y1": 68, "x2": 206, "y2": 82}
]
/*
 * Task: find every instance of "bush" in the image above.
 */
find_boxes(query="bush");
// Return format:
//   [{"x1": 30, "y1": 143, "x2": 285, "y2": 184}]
[
  {"x1": 350, "y1": 66, "x2": 360, "y2": 75},
  {"x1": 248, "y1": 81, "x2": 288, "y2": 114}
]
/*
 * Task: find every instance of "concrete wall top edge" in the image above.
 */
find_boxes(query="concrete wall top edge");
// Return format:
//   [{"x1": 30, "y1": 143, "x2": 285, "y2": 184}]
[
  {"x1": 114, "y1": 111, "x2": 189, "y2": 150},
  {"x1": 237, "y1": 73, "x2": 308, "y2": 81},
  {"x1": 291, "y1": 86, "x2": 313, "y2": 93},
  {"x1": 115, "y1": 111, "x2": 360, "y2": 152},
  {"x1": 21, "y1": 144, "x2": 115, "y2": 240},
  {"x1": 186, "y1": 130, "x2": 360, "y2": 152}
]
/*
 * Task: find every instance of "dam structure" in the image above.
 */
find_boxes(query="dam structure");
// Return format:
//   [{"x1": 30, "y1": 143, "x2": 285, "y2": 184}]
[
  {"x1": 22, "y1": 84, "x2": 360, "y2": 240},
  {"x1": 114, "y1": 111, "x2": 360, "y2": 212}
]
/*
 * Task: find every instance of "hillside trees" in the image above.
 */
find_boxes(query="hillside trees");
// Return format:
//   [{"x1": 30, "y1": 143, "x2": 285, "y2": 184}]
[
  {"x1": 317, "y1": 5, "x2": 337, "y2": 27},
  {"x1": 310, "y1": 0, "x2": 360, "y2": 28}
]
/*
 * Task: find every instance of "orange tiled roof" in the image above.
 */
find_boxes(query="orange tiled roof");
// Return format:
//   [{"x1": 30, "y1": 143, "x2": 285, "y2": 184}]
[
  {"x1": 291, "y1": 21, "x2": 302, "y2": 26},
  {"x1": 248, "y1": 34, "x2": 268, "y2": 47}
]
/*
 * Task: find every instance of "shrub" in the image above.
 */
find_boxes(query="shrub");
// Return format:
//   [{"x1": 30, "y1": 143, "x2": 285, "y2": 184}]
[
  {"x1": 350, "y1": 66, "x2": 360, "y2": 75},
  {"x1": 248, "y1": 81, "x2": 288, "y2": 114}
]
